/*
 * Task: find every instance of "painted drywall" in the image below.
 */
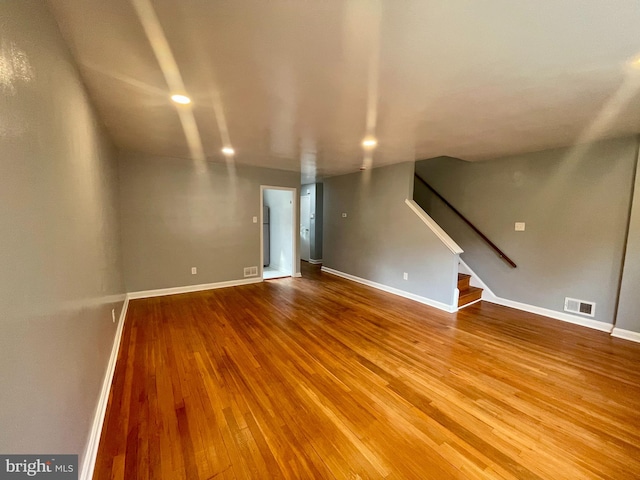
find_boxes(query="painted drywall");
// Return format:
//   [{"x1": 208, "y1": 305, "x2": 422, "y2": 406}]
[
  {"x1": 0, "y1": 0, "x2": 124, "y2": 462},
  {"x1": 119, "y1": 151, "x2": 300, "y2": 292},
  {"x1": 264, "y1": 189, "x2": 294, "y2": 274},
  {"x1": 302, "y1": 183, "x2": 324, "y2": 261},
  {"x1": 414, "y1": 136, "x2": 639, "y2": 325},
  {"x1": 616, "y1": 144, "x2": 640, "y2": 333},
  {"x1": 323, "y1": 162, "x2": 458, "y2": 307}
]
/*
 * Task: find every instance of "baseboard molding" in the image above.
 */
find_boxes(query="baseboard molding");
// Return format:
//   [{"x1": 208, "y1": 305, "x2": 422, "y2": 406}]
[
  {"x1": 484, "y1": 297, "x2": 613, "y2": 333},
  {"x1": 308, "y1": 259, "x2": 323, "y2": 265},
  {"x1": 611, "y1": 327, "x2": 640, "y2": 343},
  {"x1": 80, "y1": 296, "x2": 129, "y2": 480},
  {"x1": 458, "y1": 259, "x2": 613, "y2": 333},
  {"x1": 128, "y1": 277, "x2": 263, "y2": 299},
  {"x1": 321, "y1": 266, "x2": 457, "y2": 313},
  {"x1": 458, "y1": 298, "x2": 482, "y2": 310},
  {"x1": 293, "y1": 272, "x2": 302, "y2": 278}
]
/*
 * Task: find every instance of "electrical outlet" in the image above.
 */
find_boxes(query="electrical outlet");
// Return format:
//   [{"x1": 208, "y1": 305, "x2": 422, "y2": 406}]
[
  {"x1": 342, "y1": 212, "x2": 347, "y2": 218},
  {"x1": 111, "y1": 308, "x2": 116, "y2": 323},
  {"x1": 515, "y1": 222, "x2": 525, "y2": 231},
  {"x1": 191, "y1": 267, "x2": 197, "y2": 275},
  {"x1": 403, "y1": 272, "x2": 408, "y2": 280}
]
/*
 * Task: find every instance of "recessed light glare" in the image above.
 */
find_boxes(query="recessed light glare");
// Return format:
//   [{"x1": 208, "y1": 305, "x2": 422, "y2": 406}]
[
  {"x1": 362, "y1": 137, "x2": 377, "y2": 148},
  {"x1": 171, "y1": 94, "x2": 191, "y2": 105},
  {"x1": 222, "y1": 147, "x2": 235, "y2": 155}
]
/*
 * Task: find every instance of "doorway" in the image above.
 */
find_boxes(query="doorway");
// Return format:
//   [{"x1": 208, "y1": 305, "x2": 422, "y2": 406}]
[
  {"x1": 300, "y1": 193, "x2": 311, "y2": 262},
  {"x1": 261, "y1": 187, "x2": 296, "y2": 280}
]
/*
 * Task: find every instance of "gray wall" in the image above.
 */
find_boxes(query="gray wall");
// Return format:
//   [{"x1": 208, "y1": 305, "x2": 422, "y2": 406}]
[
  {"x1": 323, "y1": 162, "x2": 458, "y2": 307},
  {"x1": 0, "y1": 0, "x2": 124, "y2": 461},
  {"x1": 264, "y1": 189, "x2": 294, "y2": 273},
  {"x1": 415, "y1": 136, "x2": 639, "y2": 325},
  {"x1": 119, "y1": 151, "x2": 300, "y2": 292},
  {"x1": 302, "y1": 183, "x2": 324, "y2": 260},
  {"x1": 616, "y1": 146, "x2": 640, "y2": 333}
]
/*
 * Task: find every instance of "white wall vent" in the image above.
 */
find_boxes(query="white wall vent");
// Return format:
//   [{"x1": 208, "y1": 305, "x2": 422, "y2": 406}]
[
  {"x1": 244, "y1": 266, "x2": 259, "y2": 277},
  {"x1": 564, "y1": 297, "x2": 596, "y2": 317}
]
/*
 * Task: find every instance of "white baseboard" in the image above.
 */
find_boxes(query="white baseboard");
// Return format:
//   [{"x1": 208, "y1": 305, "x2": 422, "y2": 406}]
[
  {"x1": 458, "y1": 298, "x2": 482, "y2": 310},
  {"x1": 484, "y1": 297, "x2": 612, "y2": 332},
  {"x1": 321, "y1": 266, "x2": 457, "y2": 313},
  {"x1": 308, "y1": 259, "x2": 323, "y2": 265},
  {"x1": 293, "y1": 272, "x2": 302, "y2": 278},
  {"x1": 457, "y1": 259, "x2": 613, "y2": 333},
  {"x1": 80, "y1": 296, "x2": 129, "y2": 480},
  {"x1": 128, "y1": 277, "x2": 262, "y2": 300},
  {"x1": 611, "y1": 327, "x2": 640, "y2": 343}
]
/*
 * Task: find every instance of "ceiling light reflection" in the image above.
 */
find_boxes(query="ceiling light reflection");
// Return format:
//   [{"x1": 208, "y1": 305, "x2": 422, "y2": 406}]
[
  {"x1": 362, "y1": 137, "x2": 378, "y2": 148},
  {"x1": 171, "y1": 94, "x2": 191, "y2": 104}
]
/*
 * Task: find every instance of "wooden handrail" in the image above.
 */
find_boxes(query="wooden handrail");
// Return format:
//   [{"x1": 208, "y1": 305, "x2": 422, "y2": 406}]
[{"x1": 414, "y1": 173, "x2": 517, "y2": 268}]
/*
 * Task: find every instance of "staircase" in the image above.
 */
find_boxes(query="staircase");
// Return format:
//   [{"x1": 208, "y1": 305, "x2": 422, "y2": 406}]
[{"x1": 457, "y1": 273, "x2": 482, "y2": 308}]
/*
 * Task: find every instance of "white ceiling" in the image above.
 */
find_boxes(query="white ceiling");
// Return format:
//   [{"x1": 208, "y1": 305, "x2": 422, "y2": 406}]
[{"x1": 48, "y1": 0, "x2": 640, "y2": 182}]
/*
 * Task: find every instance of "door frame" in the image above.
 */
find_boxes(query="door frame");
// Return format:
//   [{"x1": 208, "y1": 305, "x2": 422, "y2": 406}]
[
  {"x1": 300, "y1": 193, "x2": 312, "y2": 261},
  {"x1": 260, "y1": 185, "x2": 299, "y2": 278}
]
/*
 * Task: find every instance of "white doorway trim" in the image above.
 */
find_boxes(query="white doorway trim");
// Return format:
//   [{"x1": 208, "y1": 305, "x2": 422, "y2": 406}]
[
  {"x1": 300, "y1": 193, "x2": 311, "y2": 262},
  {"x1": 260, "y1": 185, "x2": 299, "y2": 279}
]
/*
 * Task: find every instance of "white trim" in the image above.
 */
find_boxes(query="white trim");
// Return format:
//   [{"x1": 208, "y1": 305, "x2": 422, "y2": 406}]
[
  {"x1": 458, "y1": 258, "x2": 612, "y2": 332},
  {"x1": 308, "y1": 259, "x2": 323, "y2": 265},
  {"x1": 458, "y1": 258, "x2": 499, "y2": 301},
  {"x1": 485, "y1": 297, "x2": 612, "y2": 332},
  {"x1": 261, "y1": 185, "x2": 299, "y2": 279},
  {"x1": 293, "y1": 272, "x2": 302, "y2": 278},
  {"x1": 405, "y1": 199, "x2": 463, "y2": 255},
  {"x1": 482, "y1": 297, "x2": 613, "y2": 333},
  {"x1": 611, "y1": 327, "x2": 640, "y2": 343},
  {"x1": 128, "y1": 277, "x2": 262, "y2": 300},
  {"x1": 321, "y1": 266, "x2": 457, "y2": 313},
  {"x1": 80, "y1": 296, "x2": 129, "y2": 480},
  {"x1": 458, "y1": 297, "x2": 482, "y2": 310}
]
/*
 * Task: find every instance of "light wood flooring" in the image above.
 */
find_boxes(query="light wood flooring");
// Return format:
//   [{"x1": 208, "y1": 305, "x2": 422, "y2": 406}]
[{"x1": 94, "y1": 263, "x2": 640, "y2": 479}]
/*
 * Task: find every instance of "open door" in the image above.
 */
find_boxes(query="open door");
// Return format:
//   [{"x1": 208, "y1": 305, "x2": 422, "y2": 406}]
[{"x1": 261, "y1": 187, "x2": 297, "y2": 280}]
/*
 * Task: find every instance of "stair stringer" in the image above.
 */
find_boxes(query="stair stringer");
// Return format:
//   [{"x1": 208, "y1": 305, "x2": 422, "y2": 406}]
[{"x1": 457, "y1": 258, "x2": 500, "y2": 304}]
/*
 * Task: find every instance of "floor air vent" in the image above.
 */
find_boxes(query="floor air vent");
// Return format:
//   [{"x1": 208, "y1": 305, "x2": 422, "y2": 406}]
[{"x1": 564, "y1": 297, "x2": 595, "y2": 317}]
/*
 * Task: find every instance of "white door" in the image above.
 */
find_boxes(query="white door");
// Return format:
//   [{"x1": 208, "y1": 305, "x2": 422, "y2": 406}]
[{"x1": 300, "y1": 195, "x2": 311, "y2": 261}]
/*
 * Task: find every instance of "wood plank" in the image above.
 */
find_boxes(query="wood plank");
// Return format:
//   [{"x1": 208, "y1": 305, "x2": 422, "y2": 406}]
[{"x1": 94, "y1": 263, "x2": 640, "y2": 479}]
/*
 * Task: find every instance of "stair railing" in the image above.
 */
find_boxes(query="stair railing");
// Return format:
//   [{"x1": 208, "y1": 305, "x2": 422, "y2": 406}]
[{"x1": 414, "y1": 173, "x2": 517, "y2": 268}]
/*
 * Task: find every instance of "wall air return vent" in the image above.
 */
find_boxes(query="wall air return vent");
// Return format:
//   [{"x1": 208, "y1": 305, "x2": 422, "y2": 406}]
[{"x1": 564, "y1": 297, "x2": 595, "y2": 317}]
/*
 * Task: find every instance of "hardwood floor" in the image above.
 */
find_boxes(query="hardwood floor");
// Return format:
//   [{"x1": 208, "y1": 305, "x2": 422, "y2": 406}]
[{"x1": 94, "y1": 263, "x2": 640, "y2": 479}]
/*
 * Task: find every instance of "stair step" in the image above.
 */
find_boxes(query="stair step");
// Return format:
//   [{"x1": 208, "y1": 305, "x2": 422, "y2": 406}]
[
  {"x1": 457, "y1": 273, "x2": 471, "y2": 290},
  {"x1": 458, "y1": 286, "x2": 483, "y2": 307}
]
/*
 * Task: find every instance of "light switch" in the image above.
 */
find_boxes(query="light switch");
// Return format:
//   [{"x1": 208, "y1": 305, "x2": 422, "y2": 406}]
[
  {"x1": 342, "y1": 212, "x2": 347, "y2": 218},
  {"x1": 515, "y1": 222, "x2": 525, "y2": 231},
  {"x1": 252, "y1": 216, "x2": 258, "y2": 223}
]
